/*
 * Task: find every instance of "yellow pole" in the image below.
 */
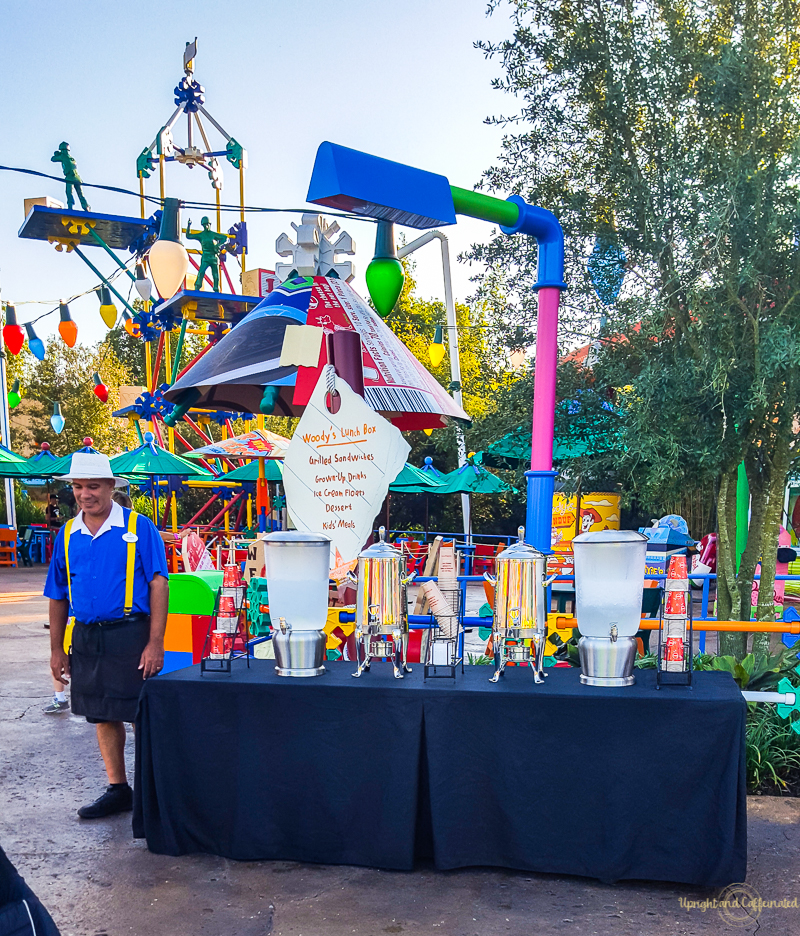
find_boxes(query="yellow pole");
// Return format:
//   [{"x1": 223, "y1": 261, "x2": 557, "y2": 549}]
[
  {"x1": 164, "y1": 331, "x2": 175, "y2": 455},
  {"x1": 239, "y1": 164, "x2": 246, "y2": 274},
  {"x1": 247, "y1": 493, "x2": 252, "y2": 530},
  {"x1": 170, "y1": 493, "x2": 179, "y2": 571},
  {"x1": 139, "y1": 174, "x2": 145, "y2": 219},
  {"x1": 216, "y1": 187, "x2": 222, "y2": 237},
  {"x1": 159, "y1": 153, "x2": 165, "y2": 201},
  {"x1": 145, "y1": 341, "x2": 153, "y2": 391}
]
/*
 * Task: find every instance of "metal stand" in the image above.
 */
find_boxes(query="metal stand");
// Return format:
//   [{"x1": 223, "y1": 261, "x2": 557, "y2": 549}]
[
  {"x1": 490, "y1": 607, "x2": 548, "y2": 685},
  {"x1": 656, "y1": 596, "x2": 694, "y2": 688},
  {"x1": 352, "y1": 604, "x2": 412, "y2": 679},
  {"x1": 423, "y1": 586, "x2": 464, "y2": 680},
  {"x1": 201, "y1": 584, "x2": 250, "y2": 674}
]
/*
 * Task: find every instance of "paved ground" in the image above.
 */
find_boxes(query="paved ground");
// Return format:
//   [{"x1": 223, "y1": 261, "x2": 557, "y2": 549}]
[{"x1": 1, "y1": 565, "x2": 799, "y2": 936}]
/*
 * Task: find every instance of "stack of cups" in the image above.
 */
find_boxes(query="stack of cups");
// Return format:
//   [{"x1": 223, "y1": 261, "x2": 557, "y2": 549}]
[
  {"x1": 217, "y1": 594, "x2": 239, "y2": 634},
  {"x1": 663, "y1": 555, "x2": 689, "y2": 671}
]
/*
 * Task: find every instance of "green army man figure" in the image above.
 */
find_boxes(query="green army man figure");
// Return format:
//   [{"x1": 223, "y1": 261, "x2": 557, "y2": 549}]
[
  {"x1": 185, "y1": 217, "x2": 227, "y2": 292},
  {"x1": 51, "y1": 142, "x2": 91, "y2": 211}
]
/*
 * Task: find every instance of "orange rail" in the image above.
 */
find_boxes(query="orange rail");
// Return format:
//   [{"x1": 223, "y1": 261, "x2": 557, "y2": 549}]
[{"x1": 552, "y1": 618, "x2": 800, "y2": 634}]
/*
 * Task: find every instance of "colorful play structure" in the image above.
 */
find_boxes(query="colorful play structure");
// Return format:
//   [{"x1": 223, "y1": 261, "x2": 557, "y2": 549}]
[{"x1": 6, "y1": 36, "x2": 564, "y2": 556}]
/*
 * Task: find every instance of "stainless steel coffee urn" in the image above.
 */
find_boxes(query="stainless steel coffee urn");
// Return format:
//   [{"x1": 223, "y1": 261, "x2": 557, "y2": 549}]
[
  {"x1": 486, "y1": 526, "x2": 556, "y2": 684},
  {"x1": 352, "y1": 527, "x2": 416, "y2": 678},
  {"x1": 263, "y1": 531, "x2": 330, "y2": 677},
  {"x1": 573, "y1": 529, "x2": 648, "y2": 687}
]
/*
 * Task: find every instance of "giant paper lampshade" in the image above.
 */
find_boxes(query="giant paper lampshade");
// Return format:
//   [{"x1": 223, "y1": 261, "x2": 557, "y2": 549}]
[
  {"x1": 50, "y1": 402, "x2": 65, "y2": 435},
  {"x1": 97, "y1": 286, "x2": 117, "y2": 328},
  {"x1": 2, "y1": 304, "x2": 25, "y2": 355},
  {"x1": 58, "y1": 301, "x2": 78, "y2": 347},
  {"x1": 148, "y1": 197, "x2": 189, "y2": 299},
  {"x1": 25, "y1": 324, "x2": 46, "y2": 361}
]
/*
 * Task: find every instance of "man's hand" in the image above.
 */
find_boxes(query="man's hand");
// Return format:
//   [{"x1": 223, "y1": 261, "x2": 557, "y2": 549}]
[
  {"x1": 51, "y1": 648, "x2": 70, "y2": 685},
  {"x1": 139, "y1": 640, "x2": 164, "y2": 679}
]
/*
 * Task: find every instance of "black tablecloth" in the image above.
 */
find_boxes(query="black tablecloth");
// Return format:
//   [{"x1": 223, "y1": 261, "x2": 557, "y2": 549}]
[{"x1": 134, "y1": 662, "x2": 747, "y2": 886}]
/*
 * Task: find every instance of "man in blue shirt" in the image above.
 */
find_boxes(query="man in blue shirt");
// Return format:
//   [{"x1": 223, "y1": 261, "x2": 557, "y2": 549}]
[{"x1": 45, "y1": 454, "x2": 169, "y2": 819}]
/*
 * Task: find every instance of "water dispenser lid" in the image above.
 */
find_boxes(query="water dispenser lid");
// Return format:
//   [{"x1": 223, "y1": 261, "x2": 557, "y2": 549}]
[
  {"x1": 573, "y1": 529, "x2": 647, "y2": 545},
  {"x1": 263, "y1": 531, "x2": 331, "y2": 548},
  {"x1": 496, "y1": 526, "x2": 547, "y2": 561},
  {"x1": 359, "y1": 526, "x2": 402, "y2": 560}
]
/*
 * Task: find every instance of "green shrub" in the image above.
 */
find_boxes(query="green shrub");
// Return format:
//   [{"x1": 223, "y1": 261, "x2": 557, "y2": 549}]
[{"x1": 746, "y1": 703, "x2": 800, "y2": 793}]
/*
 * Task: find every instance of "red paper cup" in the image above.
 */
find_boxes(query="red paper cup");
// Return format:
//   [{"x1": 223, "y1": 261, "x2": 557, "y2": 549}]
[
  {"x1": 210, "y1": 630, "x2": 227, "y2": 656},
  {"x1": 219, "y1": 595, "x2": 237, "y2": 616},
  {"x1": 665, "y1": 590, "x2": 687, "y2": 616},
  {"x1": 223, "y1": 564, "x2": 242, "y2": 587},
  {"x1": 665, "y1": 636, "x2": 684, "y2": 662},
  {"x1": 667, "y1": 555, "x2": 688, "y2": 579}
]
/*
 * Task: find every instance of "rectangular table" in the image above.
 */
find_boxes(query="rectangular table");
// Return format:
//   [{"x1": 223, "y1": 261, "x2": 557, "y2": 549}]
[{"x1": 134, "y1": 662, "x2": 747, "y2": 886}]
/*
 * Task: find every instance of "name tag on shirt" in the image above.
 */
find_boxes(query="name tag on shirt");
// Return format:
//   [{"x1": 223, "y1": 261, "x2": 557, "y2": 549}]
[{"x1": 122, "y1": 533, "x2": 138, "y2": 543}]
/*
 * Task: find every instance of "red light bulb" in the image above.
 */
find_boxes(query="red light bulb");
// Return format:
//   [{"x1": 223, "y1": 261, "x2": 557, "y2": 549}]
[
  {"x1": 92, "y1": 373, "x2": 109, "y2": 404},
  {"x1": 3, "y1": 304, "x2": 24, "y2": 355}
]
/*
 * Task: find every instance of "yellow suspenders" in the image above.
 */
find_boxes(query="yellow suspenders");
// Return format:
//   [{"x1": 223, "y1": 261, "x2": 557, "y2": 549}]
[{"x1": 63, "y1": 510, "x2": 139, "y2": 617}]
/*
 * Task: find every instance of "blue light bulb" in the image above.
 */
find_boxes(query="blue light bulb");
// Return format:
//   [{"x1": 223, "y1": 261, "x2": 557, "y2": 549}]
[
  {"x1": 25, "y1": 323, "x2": 46, "y2": 361},
  {"x1": 50, "y1": 402, "x2": 65, "y2": 435}
]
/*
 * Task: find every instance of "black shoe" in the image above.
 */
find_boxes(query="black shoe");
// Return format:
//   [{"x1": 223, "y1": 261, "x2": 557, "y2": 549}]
[{"x1": 77, "y1": 784, "x2": 133, "y2": 819}]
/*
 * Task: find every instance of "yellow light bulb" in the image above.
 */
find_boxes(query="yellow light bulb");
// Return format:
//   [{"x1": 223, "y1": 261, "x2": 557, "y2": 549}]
[
  {"x1": 99, "y1": 304, "x2": 117, "y2": 328},
  {"x1": 428, "y1": 325, "x2": 446, "y2": 368}
]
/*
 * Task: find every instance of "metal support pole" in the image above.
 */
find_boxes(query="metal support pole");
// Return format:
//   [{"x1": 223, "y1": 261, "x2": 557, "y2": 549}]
[
  {"x1": 397, "y1": 231, "x2": 472, "y2": 542},
  {"x1": 397, "y1": 231, "x2": 469, "y2": 538},
  {"x1": 87, "y1": 229, "x2": 137, "y2": 282},
  {"x1": 0, "y1": 291, "x2": 16, "y2": 527}
]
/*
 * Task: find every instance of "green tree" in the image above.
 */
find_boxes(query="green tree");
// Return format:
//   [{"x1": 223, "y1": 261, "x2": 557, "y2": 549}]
[{"x1": 474, "y1": 0, "x2": 800, "y2": 653}]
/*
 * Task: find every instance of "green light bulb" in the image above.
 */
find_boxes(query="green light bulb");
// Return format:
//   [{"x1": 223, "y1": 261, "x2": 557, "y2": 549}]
[
  {"x1": 7, "y1": 379, "x2": 21, "y2": 409},
  {"x1": 365, "y1": 257, "x2": 404, "y2": 318}
]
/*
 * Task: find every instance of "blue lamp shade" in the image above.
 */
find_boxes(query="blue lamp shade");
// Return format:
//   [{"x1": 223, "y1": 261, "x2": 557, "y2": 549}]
[
  {"x1": 25, "y1": 323, "x2": 46, "y2": 361},
  {"x1": 306, "y1": 142, "x2": 456, "y2": 229},
  {"x1": 50, "y1": 402, "x2": 65, "y2": 435}
]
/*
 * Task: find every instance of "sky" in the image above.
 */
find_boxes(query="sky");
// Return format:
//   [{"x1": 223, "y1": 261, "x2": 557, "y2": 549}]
[{"x1": 0, "y1": 0, "x2": 517, "y2": 347}]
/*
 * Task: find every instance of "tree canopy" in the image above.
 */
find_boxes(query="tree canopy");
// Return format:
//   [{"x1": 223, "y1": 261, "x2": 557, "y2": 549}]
[{"x1": 472, "y1": 0, "x2": 800, "y2": 647}]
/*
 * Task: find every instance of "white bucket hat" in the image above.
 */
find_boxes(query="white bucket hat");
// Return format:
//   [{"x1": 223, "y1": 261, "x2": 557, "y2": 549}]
[{"x1": 57, "y1": 452, "x2": 127, "y2": 487}]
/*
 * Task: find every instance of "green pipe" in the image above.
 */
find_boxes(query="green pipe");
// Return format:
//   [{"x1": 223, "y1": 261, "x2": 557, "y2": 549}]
[
  {"x1": 87, "y1": 229, "x2": 137, "y2": 282},
  {"x1": 134, "y1": 420, "x2": 145, "y2": 445},
  {"x1": 450, "y1": 186, "x2": 520, "y2": 227},
  {"x1": 72, "y1": 247, "x2": 139, "y2": 318},
  {"x1": 170, "y1": 318, "x2": 188, "y2": 384}
]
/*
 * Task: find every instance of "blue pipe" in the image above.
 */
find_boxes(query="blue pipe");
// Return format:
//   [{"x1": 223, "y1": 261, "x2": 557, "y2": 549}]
[{"x1": 499, "y1": 195, "x2": 567, "y2": 291}]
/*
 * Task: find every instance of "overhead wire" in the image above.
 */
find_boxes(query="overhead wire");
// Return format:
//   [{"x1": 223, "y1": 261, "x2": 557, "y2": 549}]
[{"x1": 0, "y1": 163, "x2": 376, "y2": 222}]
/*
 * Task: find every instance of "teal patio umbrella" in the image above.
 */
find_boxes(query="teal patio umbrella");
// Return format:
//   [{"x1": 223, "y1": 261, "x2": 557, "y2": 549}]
[
  {"x1": 220, "y1": 459, "x2": 283, "y2": 483},
  {"x1": 110, "y1": 432, "x2": 213, "y2": 531},
  {"x1": 437, "y1": 459, "x2": 516, "y2": 544},
  {"x1": 386, "y1": 458, "x2": 447, "y2": 536}
]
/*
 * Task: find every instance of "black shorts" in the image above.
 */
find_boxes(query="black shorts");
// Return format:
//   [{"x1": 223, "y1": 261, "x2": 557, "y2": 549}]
[{"x1": 70, "y1": 616, "x2": 151, "y2": 723}]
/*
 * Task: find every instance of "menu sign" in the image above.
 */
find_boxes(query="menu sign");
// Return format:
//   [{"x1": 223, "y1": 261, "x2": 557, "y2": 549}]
[{"x1": 283, "y1": 368, "x2": 410, "y2": 565}]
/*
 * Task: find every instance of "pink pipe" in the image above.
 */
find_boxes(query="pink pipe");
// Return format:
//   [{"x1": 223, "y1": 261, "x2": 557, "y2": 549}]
[{"x1": 530, "y1": 287, "x2": 561, "y2": 471}]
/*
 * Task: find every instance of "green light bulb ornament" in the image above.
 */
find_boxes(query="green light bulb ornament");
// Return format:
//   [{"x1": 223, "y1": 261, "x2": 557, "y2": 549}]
[
  {"x1": 8, "y1": 379, "x2": 21, "y2": 409},
  {"x1": 366, "y1": 220, "x2": 404, "y2": 318}
]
